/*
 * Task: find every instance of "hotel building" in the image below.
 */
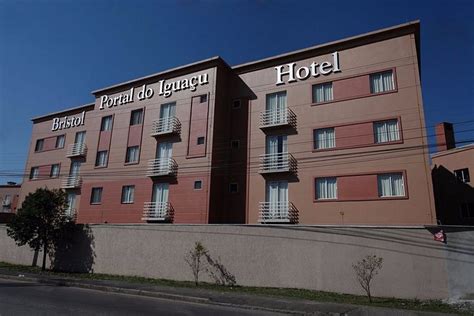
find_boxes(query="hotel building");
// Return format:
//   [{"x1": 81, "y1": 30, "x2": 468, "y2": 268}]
[{"x1": 18, "y1": 21, "x2": 437, "y2": 225}]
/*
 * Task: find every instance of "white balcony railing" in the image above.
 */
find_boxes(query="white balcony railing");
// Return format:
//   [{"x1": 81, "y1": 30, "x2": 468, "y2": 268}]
[
  {"x1": 146, "y1": 158, "x2": 178, "y2": 177},
  {"x1": 258, "y1": 201, "x2": 298, "y2": 223},
  {"x1": 260, "y1": 108, "x2": 296, "y2": 129},
  {"x1": 150, "y1": 117, "x2": 181, "y2": 136},
  {"x1": 61, "y1": 175, "x2": 82, "y2": 189},
  {"x1": 66, "y1": 143, "x2": 87, "y2": 157},
  {"x1": 142, "y1": 202, "x2": 174, "y2": 221},
  {"x1": 64, "y1": 208, "x2": 77, "y2": 220},
  {"x1": 259, "y1": 152, "x2": 297, "y2": 173}
]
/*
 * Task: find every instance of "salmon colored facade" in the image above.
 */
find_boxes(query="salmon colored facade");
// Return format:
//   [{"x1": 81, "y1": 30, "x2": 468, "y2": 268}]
[{"x1": 19, "y1": 21, "x2": 437, "y2": 225}]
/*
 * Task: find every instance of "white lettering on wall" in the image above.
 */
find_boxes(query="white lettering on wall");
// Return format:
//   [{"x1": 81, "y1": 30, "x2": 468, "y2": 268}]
[
  {"x1": 275, "y1": 52, "x2": 341, "y2": 85},
  {"x1": 98, "y1": 73, "x2": 209, "y2": 110},
  {"x1": 51, "y1": 111, "x2": 85, "y2": 131}
]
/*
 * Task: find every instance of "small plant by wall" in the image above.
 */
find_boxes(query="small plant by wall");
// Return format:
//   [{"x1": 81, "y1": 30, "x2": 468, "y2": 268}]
[
  {"x1": 352, "y1": 254, "x2": 383, "y2": 303},
  {"x1": 184, "y1": 241, "x2": 208, "y2": 286}
]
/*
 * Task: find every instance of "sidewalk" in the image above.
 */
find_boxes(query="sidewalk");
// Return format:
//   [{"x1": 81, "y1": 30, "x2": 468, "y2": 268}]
[{"x1": 0, "y1": 268, "x2": 454, "y2": 316}]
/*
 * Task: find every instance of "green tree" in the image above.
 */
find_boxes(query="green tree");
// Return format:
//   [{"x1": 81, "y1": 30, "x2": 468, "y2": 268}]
[{"x1": 7, "y1": 188, "x2": 71, "y2": 271}]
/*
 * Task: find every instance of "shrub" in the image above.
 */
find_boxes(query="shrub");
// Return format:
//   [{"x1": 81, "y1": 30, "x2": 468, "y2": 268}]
[{"x1": 352, "y1": 254, "x2": 383, "y2": 303}]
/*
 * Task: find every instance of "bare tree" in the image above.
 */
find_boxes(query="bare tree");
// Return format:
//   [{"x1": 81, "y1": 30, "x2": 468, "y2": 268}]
[
  {"x1": 185, "y1": 242, "x2": 208, "y2": 286},
  {"x1": 352, "y1": 254, "x2": 383, "y2": 303}
]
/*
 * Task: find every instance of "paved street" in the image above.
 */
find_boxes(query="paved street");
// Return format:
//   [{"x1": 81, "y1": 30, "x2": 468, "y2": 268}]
[{"x1": 0, "y1": 278, "x2": 286, "y2": 316}]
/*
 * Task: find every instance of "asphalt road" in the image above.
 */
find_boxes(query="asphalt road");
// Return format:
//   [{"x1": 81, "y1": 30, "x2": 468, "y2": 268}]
[{"x1": 0, "y1": 278, "x2": 286, "y2": 316}]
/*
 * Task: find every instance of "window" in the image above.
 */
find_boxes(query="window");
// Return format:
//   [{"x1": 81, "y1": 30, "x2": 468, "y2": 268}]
[
  {"x1": 460, "y1": 202, "x2": 474, "y2": 218},
  {"x1": 130, "y1": 109, "x2": 143, "y2": 125},
  {"x1": 100, "y1": 116, "x2": 113, "y2": 131},
  {"x1": 315, "y1": 177, "x2": 337, "y2": 200},
  {"x1": 454, "y1": 168, "x2": 470, "y2": 183},
  {"x1": 229, "y1": 183, "x2": 239, "y2": 193},
  {"x1": 90, "y1": 187, "x2": 103, "y2": 204},
  {"x1": 3, "y1": 195, "x2": 11, "y2": 206},
  {"x1": 125, "y1": 146, "x2": 140, "y2": 163},
  {"x1": 95, "y1": 150, "x2": 108, "y2": 167},
  {"x1": 200, "y1": 94, "x2": 207, "y2": 103},
  {"x1": 197, "y1": 137, "x2": 205, "y2": 145},
  {"x1": 50, "y1": 164, "x2": 60, "y2": 178},
  {"x1": 231, "y1": 140, "x2": 240, "y2": 149},
  {"x1": 194, "y1": 180, "x2": 202, "y2": 190},
  {"x1": 370, "y1": 70, "x2": 394, "y2": 94},
  {"x1": 35, "y1": 139, "x2": 44, "y2": 152},
  {"x1": 374, "y1": 120, "x2": 400, "y2": 143},
  {"x1": 55, "y1": 135, "x2": 65, "y2": 148},
  {"x1": 121, "y1": 185, "x2": 135, "y2": 204},
  {"x1": 377, "y1": 173, "x2": 405, "y2": 197},
  {"x1": 232, "y1": 99, "x2": 241, "y2": 109},
  {"x1": 75, "y1": 131, "x2": 86, "y2": 144},
  {"x1": 30, "y1": 167, "x2": 39, "y2": 180},
  {"x1": 312, "y1": 82, "x2": 333, "y2": 103},
  {"x1": 314, "y1": 128, "x2": 335, "y2": 150}
]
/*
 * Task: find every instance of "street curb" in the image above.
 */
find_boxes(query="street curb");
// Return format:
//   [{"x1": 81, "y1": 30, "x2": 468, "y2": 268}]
[{"x1": 0, "y1": 274, "x2": 315, "y2": 315}]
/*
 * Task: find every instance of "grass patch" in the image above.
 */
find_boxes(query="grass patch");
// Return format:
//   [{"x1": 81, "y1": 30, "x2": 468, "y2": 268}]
[{"x1": 0, "y1": 261, "x2": 468, "y2": 315}]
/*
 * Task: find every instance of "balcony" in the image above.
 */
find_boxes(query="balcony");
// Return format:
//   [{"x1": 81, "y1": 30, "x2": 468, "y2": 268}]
[
  {"x1": 150, "y1": 117, "x2": 181, "y2": 136},
  {"x1": 259, "y1": 152, "x2": 297, "y2": 174},
  {"x1": 66, "y1": 143, "x2": 87, "y2": 157},
  {"x1": 142, "y1": 202, "x2": 174, "y2": 221},
  {"x1": 61, "y1": 175, "x2": 82, "y2": 189},
  {"x1": 64, "y1": 208, "x2": 77, "y2": 220},
  {"x1": 146, "y1": 158, "x2": 178, "y2": 177},
  {"x1": 258, "y1": 201, "x2": 298, "y2": 223},
  {"x1": 260, "y1": 108, "x2": 296, "y2": 129}
]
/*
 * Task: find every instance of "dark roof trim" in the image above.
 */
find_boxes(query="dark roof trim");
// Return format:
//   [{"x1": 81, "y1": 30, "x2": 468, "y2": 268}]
[
  {"x1": 31, "y1": 103, "x2": 95, "y2": 122},
  {"x1": 233, "y1": 20, "x2": 421, "y2": 74},
  {"x1": 91, "y1": 56, "x2": 231, "y2": 96}
]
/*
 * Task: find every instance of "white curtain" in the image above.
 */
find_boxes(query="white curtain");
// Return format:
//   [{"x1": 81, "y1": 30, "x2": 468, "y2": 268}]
[
  {"x1": 266, "y1": 92, "x2": 287, "y2": 124},
  {"x1": 374, "y1": 120, "x2": 400, "y2": 143},
  {"x1": 66, "y1": 193, "x2": 76, "y2": 216},
  {"x1": 266, "y1": 135, "x2": 287, "y2": 169},
  {"x1": 371, "y1": 71, "x2": 394, "y2": 93},
  {"x1": 70, "y1": 161, "x2": 81, "y2": 175},
  {"x1": 153, "y1": 183, "x2": 169, "y2": 215},
  {"x1": 313, "y1": 83, "x2": 333, "y2": 103},
  {"x1": 315, "y1": 128, "x2": 335, "y2": 149},
  {"x1": 101, "y1": 116, "x2": 112, "y2": 131},
  {"x1": 75, "y1": 131, "x2": 86, "y2": 144},
  {"x1": 160, "y1": 102, "x2": 176, "y2": 130},
  {"x1": 378, "y1": 173, "x2": 404, "y2": 197},
  {"x1": 316, "y1": 177, "x2": 337, "y2": 199},
  {"x1": 266, "y1": 181, "x2": 288, "y2": 216},
  {"x1": 123, "y1": 186, "x2": 134, "y2": 203}
]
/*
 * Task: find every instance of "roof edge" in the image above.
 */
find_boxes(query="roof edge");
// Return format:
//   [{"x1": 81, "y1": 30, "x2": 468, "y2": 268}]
[
  {"x1": 91, "y1": 56, "x2": 227, "y2": 95},
  {"x1": 431, "y1": 143, "x2": 474, "y2": 158},
  {"x1": 233, "y1": 20, "x2": 420, "y2": 74},
  {"x1": 31, "y1": 102, "x2": 95, "y2": 122}
]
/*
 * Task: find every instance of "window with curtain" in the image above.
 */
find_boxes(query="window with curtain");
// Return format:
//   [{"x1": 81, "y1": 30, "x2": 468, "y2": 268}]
[
  {"x1": 90, "y1": 187, "x2": 103, "y2": 204},
  {"x1": 377, "y1": 173, "x2": 405, "y2": 197},
  {"x1": 130, "y1": 109, "x2": 143, "y2": 125},
  {"x1": 314, "y1": 128, "x2": 336, "y2": 149},
  {"x1": 95, "y1": 150, "x2": 108, "y2": 167},
  {"x1": 374, "y1": 119, "x2": 400, "y2": 143},
  {"x1": 50, "y1": 164, "x2": 60, "y2": 178},
  {"x1": 35, "y1": 139, "x2": 44, "y2": 152},
  {"x1": 312, "y1": 82, "x2": 333, "y2": 103},
  {"x1": 370, "y1": 70, "x2": 394, "y2": 93},
  {"x1": 121, "y1": 185, "x2": 135, "y2": 204},
  {"x1": 55, "y1": 135, "x2": 65, "y2": 148},
  {"x1": 100, "y1": 116, "x2": 113, "y2": 131},
  {"x1": 125, "y1": 146, "x2": 140, "y2": 163},
  {"x1": 30, "y1": 167, "x2": 39, "y2": 180},
  {"x1": 265, "y1": 91, "x2": 287, "y2": 125},
  {"x1": 315, "y1": 177, "x2": 337, "y2": 200}
]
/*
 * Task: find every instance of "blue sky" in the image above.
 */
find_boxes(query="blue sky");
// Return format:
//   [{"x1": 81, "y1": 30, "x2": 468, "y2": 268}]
[{"x1": 0, "y1": 0, "x2": 473, "y2": 183}]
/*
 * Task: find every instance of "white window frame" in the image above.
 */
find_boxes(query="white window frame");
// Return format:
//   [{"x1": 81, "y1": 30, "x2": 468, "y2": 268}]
[
  {"x1": 312, "y1": 82, "x2": 333, "y2": 103},
  {"x1": 377, "y1": 173, "x2": 405, "y2": 198},
  {"x1": 370, "y1": 70, "x2": 395, "y2": 94},
  {"x1": 374, "y1": 119, "x2": 400, "y2": 144},
  {"x1": 315, "y1": 177, "x2": 338, "y2": 200},
  {"x1": 121, "y1": 185, "x2": 135, "y2": 204},
  {"x1": 314, "y1": 128, "x2": 336, "y2": 150}
]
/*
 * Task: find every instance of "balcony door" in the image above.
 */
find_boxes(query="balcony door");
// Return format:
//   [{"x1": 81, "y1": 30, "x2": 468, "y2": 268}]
[
  {"x1": 152, "y1": 183, "x2": 169, "y2": 214},
  {"x1": 160, "y1": 102, "x2": 176, "y2": 131},
  {"x1": 69, "y1": 161, "x2": 81, "y2": 176},
  {"x1": 266, "y1": 135, "x2": 287, "y2": 169},
  {"x1": 74, "y1": 131, "x2": 86, "y2": 144},
  {"x1": 266, "y1": 91, "x2": 287, "y2": 125},
  {"x1": 66, "y1": 192, "x2": 76, "y2": 216},
  {"x1": 266, "y1": 181, "x2": 288, "y2": 216}
]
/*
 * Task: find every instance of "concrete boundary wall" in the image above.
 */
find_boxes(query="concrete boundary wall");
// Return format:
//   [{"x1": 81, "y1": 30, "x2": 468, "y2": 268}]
[{"x1": 1, "y1": 224, "x2": 473, "y2": 300}]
